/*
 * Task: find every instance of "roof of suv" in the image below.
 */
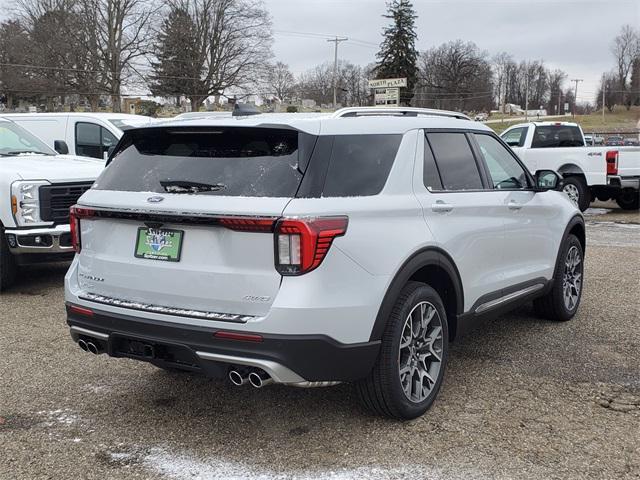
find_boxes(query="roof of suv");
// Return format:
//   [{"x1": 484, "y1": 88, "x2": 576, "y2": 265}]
[{"x1": 149, "y1": 107, "x2": 491, "y2": 136}]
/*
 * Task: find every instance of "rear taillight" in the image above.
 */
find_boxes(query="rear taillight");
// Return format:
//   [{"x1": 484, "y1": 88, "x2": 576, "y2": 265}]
[
  {"x1": 69, "y1": 205, "x2": 95, "y2": 253},
  {"x1": 274, "y1": 217, "x2": 348, "y2": 275},
  {"x1": 218, "y1": 217, "x2": 275, "y2": 232},
  {"x1": 606, "y1": 151, "x2": 618, "y2": 175}
]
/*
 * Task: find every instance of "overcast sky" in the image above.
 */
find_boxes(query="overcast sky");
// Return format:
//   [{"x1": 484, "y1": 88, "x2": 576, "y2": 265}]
[
  {"x1": 266, "y1": 0, "x2": 640, "y2": 103},
  {"x1": 1, "y1": 0, "x2": 638, "y2": 103}
]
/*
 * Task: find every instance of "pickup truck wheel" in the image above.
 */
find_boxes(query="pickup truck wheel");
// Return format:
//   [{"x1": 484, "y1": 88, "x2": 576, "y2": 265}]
[
  {"x1": 533, "y1": 234, "x2": 583, "y2": 322},
  {"x1": 0, "y1": 232, "x2": 17, "y2": 291},
  {"x1": 562, "y1": 177, "x2": 590, "y2": 212},
  {"x1": 615, "y1": 189, "x2": 639, "y2": 210},
  {"x1": 356, "y1": 281, "x2": 449, "y2": 419}
]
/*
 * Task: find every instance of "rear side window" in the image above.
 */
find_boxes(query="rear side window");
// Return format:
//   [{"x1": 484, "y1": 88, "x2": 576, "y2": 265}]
[
  {"x1": 97, "y1": 127, "x2": 308, "y2": 197},
  {"x1": 426, "y1": 133, "x2": 483, "y2": 191},
  {"x1": 322, "y1": 134, "x2": 401, "y2": 197},
  {"x1": 76, "y1": 122, "x2": 118, "y2": 159},
  {"x1": 531, "y1": 126, "x2": 584, "y2": 148},
  {"x1": 501, "y1": 127, "x2": 527, "y2": 147}
]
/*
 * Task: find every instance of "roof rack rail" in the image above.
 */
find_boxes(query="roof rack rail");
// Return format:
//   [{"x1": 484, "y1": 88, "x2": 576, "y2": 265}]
[{"x1": 332, "y1": 107, "x2": 470, "y2": 120}]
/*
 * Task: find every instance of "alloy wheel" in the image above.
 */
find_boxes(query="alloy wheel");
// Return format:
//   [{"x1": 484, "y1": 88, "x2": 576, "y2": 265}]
[
  {"x1": 563, "y1": 245, "x2": 582, "y2": 311},
  {"x1": 398, "y1": 301, "x2": 444, "y2": 403}
]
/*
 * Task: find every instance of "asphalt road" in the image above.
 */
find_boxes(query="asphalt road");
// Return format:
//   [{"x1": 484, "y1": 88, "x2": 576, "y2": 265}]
[{"x1": 1, "y1": 207, "x2": 639, "y2": 480}]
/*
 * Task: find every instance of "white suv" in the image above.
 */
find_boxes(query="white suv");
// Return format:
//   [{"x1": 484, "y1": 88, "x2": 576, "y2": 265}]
[{"x1": 64, "y1": 107, "x2": 585, "y2": 419}]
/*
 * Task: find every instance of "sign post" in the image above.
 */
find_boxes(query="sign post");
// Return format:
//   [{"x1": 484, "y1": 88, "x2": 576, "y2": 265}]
[{"x1": 368, "y1": 78, "x2": 407, "y2": 107}]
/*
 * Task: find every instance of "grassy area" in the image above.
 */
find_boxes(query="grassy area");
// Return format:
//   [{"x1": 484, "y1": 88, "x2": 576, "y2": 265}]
[{"x1": 488, "y1": 106, "x2": 640, "y2": 134}]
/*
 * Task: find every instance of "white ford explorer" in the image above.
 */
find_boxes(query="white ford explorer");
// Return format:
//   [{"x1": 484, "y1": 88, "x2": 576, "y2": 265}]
[{"x1": 64, "y1": 106, "x2": 585, "y2": 419}]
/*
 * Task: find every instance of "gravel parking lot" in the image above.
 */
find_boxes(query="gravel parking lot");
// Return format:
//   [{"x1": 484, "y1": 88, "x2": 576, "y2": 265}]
[{"x1": 1, "y1": 204, "x2": 639, "y2": 480}]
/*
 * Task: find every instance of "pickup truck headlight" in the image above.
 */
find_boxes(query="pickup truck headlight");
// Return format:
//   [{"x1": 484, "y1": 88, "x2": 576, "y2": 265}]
[{"x1": 11, "y1": 180, "x2": 51, "y2": 227}]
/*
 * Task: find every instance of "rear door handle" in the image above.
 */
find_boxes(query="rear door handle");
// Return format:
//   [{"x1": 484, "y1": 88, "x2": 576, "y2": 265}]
[
  {"x1": 508, "y1": 200, "x2": 523, "y2": 210},
  {"x1": 431, "y1": 200, "x2": 453, "y2": 213}
]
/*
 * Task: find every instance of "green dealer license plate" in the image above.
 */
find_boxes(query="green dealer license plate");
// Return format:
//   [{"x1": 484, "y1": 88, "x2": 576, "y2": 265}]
[{"x1": 134, "y1": 227, "x2": 184, "y2": 262}]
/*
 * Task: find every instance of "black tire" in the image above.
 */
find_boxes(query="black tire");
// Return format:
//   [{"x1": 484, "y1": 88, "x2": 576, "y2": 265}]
[
  {"x1": 615, "y1": 189, "x2": 639, "y2": 210},
  {"x1": 533, "y1": 234, "x2": 584, "y2": 321},
  {"x1": 562, "y1": 176, "x2": 591, "y2": 212},
  {"x1": 356, "y1": 281, "x2": 449, "y2": 420},
  {"x1": 0, "y1": 229, "x2": 17, "y2": 291}
]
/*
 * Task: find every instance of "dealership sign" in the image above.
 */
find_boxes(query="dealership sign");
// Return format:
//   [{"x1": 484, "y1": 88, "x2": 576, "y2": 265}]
[
  {"x1": 368, "y1": 78, "x2": 408, "y2": 88},
  {"x1": 369, "y1": 78, "x2": 407, "y2": 107}
]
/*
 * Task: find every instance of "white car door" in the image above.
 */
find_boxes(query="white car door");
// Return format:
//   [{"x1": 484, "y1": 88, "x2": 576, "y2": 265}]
[
  {"x1": 471, "y1": 132, "x2": 559, "y2": 286},
  {"x1": 413, "y1": 131, "x2": 508, "y2": 313}
]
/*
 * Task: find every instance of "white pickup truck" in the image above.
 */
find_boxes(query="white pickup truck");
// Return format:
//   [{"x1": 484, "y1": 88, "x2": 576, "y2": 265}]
[
  {"x1": 0, "y1": 117, "x2": 103, "y2": 290},
  {"x1": 501, "y1": 122, "x2": 639, "y2": 211}
]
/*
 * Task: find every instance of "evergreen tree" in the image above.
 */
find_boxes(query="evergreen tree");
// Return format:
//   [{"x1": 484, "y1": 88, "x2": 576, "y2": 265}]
[
  {"x1": 150, "y1": 7, "x2": 201, "y2": 107},
  {"x1": 374, "y1": 0, "x2": 419, "y2": 105}
]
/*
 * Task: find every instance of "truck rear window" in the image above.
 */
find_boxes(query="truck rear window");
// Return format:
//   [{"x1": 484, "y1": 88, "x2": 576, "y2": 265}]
[
  {"x1": 96, "y1": 127, "x2": 312, "y2": 197},
  {"x1": 531, "y1": 126, "x2": 584, "y2": 148}
]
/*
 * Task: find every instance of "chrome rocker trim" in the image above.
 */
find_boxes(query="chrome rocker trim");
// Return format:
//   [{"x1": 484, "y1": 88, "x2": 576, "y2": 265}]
[{"x1": 475, "y1": 283, "x2": 545, "y2": 314}]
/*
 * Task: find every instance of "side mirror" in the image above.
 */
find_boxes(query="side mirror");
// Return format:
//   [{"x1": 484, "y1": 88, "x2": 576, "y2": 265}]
[
  {"x1": 534, "y1": 170, "x2": 563, "y2": 191},
  {"x1": 54, "y1": 140, "x2": 69, "y2": 155}
]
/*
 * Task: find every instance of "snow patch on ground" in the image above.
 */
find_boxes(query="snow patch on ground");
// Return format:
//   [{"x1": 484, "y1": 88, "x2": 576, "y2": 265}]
[
  {"x1": 584, "y1": 208, "x2": 612, "y2": 216},
  {"x1": 38, "y1": 409, "x2": 79, "y2": 426},
  {"x1": 135, "y1": 447, "x2": 470, "y2": 480}
]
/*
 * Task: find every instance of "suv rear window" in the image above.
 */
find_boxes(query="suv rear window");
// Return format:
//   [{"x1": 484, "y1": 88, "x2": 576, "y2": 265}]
[
  {"x1": 97, "y1": 127, "x2": 312, "y2": 197},
  {"x1": 531, "y1": 126, "x2": 584, "y2": 148}
]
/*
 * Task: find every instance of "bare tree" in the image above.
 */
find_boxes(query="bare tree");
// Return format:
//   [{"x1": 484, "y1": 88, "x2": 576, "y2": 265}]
[
  {"x1": 0, "y1": 19, "x2": 36, "y2": 109},
  {"x1": 76, "y1": 0, "x2": 157, "y2": 111},
  {"x1": 611, "y1": 24, "x2": 640, "y2": 108},
  {"x1": 491, "y1": 52, "x2": 512, "y2": 111},
  {"x1": 296, "y1": 62, "x2": 333, "y2": 106},
  {"x1": 150, "y1": 0, "x2": 272, "y2": 109},
  {"x1": 596, "y1": 72, "x2": 619, "y2": 112},
  {"x1": 265, "y1": 61, "x2": 295, "y2": 102},
  {"x1": 547, "y1": 69, "x2": 566, "y2": 115},
  {"x1": 416, "y1": 40, "x2": 493, "y2": 112}
]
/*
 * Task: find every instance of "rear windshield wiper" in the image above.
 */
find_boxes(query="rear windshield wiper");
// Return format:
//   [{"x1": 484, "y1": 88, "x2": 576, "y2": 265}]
[{"x1": 160, "y1": 180, "x2": 226, "y2": 194}]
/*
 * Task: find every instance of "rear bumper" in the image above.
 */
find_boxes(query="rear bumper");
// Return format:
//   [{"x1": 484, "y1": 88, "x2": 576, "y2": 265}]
[
  {"x1": 607, "y1": 175, "x2": 640, "y2": 190},
  {"x1": 66, "y1": 304, "x2": 380, "y2": 383}
]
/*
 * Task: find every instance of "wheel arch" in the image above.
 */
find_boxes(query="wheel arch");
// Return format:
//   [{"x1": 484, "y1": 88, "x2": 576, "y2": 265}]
[
  {"x1": 369, "y1": 247, "x2": 464, "y2": 343},
  {"x1": 554, "y1": 214, "x2": 586, "y2": 279},
  {"x1": 557, "y1": 163, "x2": 585, "y2": 178}
]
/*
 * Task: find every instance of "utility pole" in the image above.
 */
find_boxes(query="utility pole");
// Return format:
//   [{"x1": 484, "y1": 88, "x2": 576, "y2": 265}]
[
  {"x1": 558, "y1": 90, "x2": 562, "y2": 115},
  {"x1": 571, "y1": 78, "x2": 583, "y2": 118},
  {"x1": 327, "y1": 36, "x2": 348, "y2": 109},
  {"x1": 524, "y1": 74, "x2": 529, "y2": 121},
  {"x1": 601, "y1": 74, "x2": 605, "y2": 120}
]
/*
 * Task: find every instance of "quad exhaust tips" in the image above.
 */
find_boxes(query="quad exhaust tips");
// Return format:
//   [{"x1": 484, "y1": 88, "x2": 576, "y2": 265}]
[{"x1": 248, "y1": 370, "x2": 273, "y2": 388}]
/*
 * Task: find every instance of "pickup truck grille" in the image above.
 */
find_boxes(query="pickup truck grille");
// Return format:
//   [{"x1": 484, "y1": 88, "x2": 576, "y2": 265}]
[{"x1": 39, "y1": 182, "x2": 93, "y2": 224}]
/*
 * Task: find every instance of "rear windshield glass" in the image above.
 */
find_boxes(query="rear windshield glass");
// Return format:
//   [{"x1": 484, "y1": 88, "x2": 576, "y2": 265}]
[
  {"x1": 96, "y1": 127, "x2": 307, "y2": 197},
  {"x1": 531, "y1": 126, "x2": 584, "y2": 148}
]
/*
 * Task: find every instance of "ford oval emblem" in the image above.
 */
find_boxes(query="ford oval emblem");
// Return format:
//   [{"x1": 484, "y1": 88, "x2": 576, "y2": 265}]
[{"x1": 147, "y1": 196, "x2": 165, "y2": 203}]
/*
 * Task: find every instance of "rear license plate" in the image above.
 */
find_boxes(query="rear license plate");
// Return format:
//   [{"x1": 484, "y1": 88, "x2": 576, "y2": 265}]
[{"x1": 134, "y1": 227, "x2": 183, "y2": 262}]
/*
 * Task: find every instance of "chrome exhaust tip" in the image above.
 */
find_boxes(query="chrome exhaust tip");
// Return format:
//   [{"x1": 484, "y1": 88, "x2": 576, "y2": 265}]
[
  {"x1": 248, "y1": 370, "x2": 273, "y2": 388},
  {"x1": 228, "y1": 370, "x2": 248, "y2": 386},
  {"x1": 78, "y1": 339, "x2": 89, "y2": 352},
  {"x1": 86, "y1": 342, "x2": 99, "y2": 355}
]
